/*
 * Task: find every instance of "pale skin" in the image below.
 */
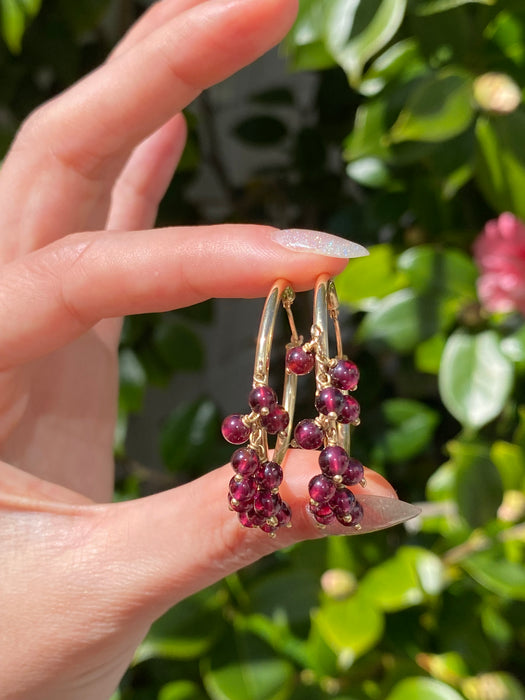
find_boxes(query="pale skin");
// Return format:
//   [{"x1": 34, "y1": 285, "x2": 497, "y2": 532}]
[{"x1": 0, "y1": 1, "x2": 400, "y2": 698}]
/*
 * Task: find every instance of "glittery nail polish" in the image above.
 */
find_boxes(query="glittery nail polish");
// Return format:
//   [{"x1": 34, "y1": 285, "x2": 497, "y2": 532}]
[{"x1": 272, "y1": 229, "x2": 369, "y2": 259}]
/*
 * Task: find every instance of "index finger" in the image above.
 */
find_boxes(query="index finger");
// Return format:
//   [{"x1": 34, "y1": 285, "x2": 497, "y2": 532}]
[{"x1": 0, "y1": 0, "x2": 298, "y2": 257}]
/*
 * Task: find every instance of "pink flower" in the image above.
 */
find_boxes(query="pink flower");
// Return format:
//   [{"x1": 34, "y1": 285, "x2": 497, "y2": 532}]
[{"x1": 473, "y1": 212, "x2": 525, "y2": 316}]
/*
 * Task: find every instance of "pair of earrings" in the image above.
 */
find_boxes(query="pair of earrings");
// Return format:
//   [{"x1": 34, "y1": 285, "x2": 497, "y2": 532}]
[{"x1": 221, "y1": 276, "x2": 365, "y2": 537}]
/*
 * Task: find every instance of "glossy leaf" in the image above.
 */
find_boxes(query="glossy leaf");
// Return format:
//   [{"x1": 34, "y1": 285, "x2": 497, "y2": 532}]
[
  {"x1": 415, "y1": 334, "x2": 447, "y2": 374},
  {"x1": 359, "y1": 288, "x2": 455, "y2": 353},
  {"x1": 325, "y1": 0, "x2": 407, "y2": 86},
  {"x1": 0, "y1": 0, "x2": 41, "y2": 52},
  {"x1": 390, "y1": 70, "x2": 474, "y2": 143},
  {"x1": 490, "y1": 441, "x2": 525, "y2": 491},
  {"x1": 462, "y1": 551, "x2": 525, "y2": 601},
  {"x1": 312, "y1": 590, "x2": 384, "y2": 662},
  {"x1": 158, "y1": 681, "x2": 208, "y2": 700},
  {"x1": 160, "y1": 398, "x2": 222, "y2": 473},
  {"x1": 360, "y1": 38, "x2": 425, "y2": 96},
  {"x1": 415, "y1": 0, "x2": 495, "y2": 15},
  {"x1": 336, "y1": 244, "x2": 407, "y2": 309},
  {"x1": 202, "y1": 631, "x2": 295, "y2": 700},
  {"x1": 475, "y1": 113, "x2": 525, "y2": 220},
  {"x1": 398, "y1": 246, "x2": 477, "y2": 299},
  {"x1": 283, "y1": 0, "x2": 335, "y2": 70},
  {"x1": 346, "y1": 157, "x2": 392, "y2": 188},
  {"x1": 344, "y1": 100, "x2": 391, "y2": 161},
  {"x1": 439, "y1": 331, "x2": 514, "y2": 429},
  {"x1": 386, "y1": 677, "x2": 464, "y2": 700},
  {"x1": 374, "y1": 398, "x2": 440, "y2": 462},
  {"x1": 451, "y1": 441, "x2": 503, "y2": 528}
]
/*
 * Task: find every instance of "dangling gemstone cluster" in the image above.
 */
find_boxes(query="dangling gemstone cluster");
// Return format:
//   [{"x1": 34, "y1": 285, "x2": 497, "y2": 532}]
[
  {"x1": 286, "y1": 336, "x2": 365, "y2": 529},
  {"x1": 222, "y1": 384, "x2": 292, "y2": 536}
]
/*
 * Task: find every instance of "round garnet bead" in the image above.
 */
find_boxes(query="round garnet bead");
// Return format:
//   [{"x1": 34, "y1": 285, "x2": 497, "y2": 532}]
[
  {"x1": 310, "y1": 502, "x2": 335, "y2": 525},
  {"x1": 260, "y1": 405, "x2": 289, "y2": 434},
  {"x1": 343, "y1": 499, "x2": 364, "y2": 527},
  {"x1": 308, "y1": 474, "x2": 336, "y2": 504},
  {"x1": 256, "y1": 461, "x2": 283, "y2": 490},
  {"x1": 238, "y1": 511, "x2": 256, "y2": 527},
  {"x1": 342, "y1": 457, "x2": 364, "y2": 485},
  {"x1": 319, "y1": 445, "x2": 349, "y2": 478},
  {"x1": 229, "y1": 475, "x2": 256, "y2": 503},
  {"x1": 330, "y1": 487, "x2": 356, "y2": 517},
  {"x1": 294, "y1": 419, "x2": 324, "y2": 450},
  {"x1": 231, "y1": 447, "x2": 260, "y2": 477},
  {"x1": 338, "y1": 395, "x2": 360, "y2": 425},
  {"x1": 277, "y1": 501, "x2": 292, "y2": 527},
  {"x1": 286, "y1": 346, "x2": 315, "y2": 375},
  {"x1": 248, "y1": 385, "x2": 277, "y2": 413},
  {"x1": 222, "y1": 414, "x2": 250, "y2": 444},
  {"x1": 330, "y1": 359, "x2": 360, "y2": 391},
  {"x1": 228, "y1": 492, "x2": 252, "y2": 513},
  {"x1": 315, "y1": 387, "x2": 344, "y2": 417},
  {"x1": 254, "y1": 489, "x2": 282, "y2": 517}
]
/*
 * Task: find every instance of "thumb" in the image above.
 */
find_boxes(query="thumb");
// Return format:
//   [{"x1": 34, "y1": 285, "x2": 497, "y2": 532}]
[{"x1": 93, "y1": 450, "x2": 418, "y2": 620}]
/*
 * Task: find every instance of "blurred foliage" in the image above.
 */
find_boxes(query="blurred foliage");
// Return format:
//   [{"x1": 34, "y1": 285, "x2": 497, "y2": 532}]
[{"x1": 2, "y1": 0, "x2": 525, "y2": 698}]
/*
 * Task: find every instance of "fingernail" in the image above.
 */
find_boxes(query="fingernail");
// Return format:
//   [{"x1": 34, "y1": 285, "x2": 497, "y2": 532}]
[
  {"x1": 272, "y1": 229, "x2": 369, "y2": 259},
  {"x1": 309, "y1": 497, "x2": 421, "y2": 535}
]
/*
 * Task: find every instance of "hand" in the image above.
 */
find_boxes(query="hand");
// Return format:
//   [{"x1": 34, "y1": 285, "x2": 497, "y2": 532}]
[{"x1": 0, "y1": 1, "x2": 416, "y2": 698}]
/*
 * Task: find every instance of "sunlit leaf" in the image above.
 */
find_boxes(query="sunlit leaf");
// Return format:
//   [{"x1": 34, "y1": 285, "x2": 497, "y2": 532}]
[
  {"x1": 360, "y1": 38, "x2": 426, "y2": 96},
  {"x1": 158, "y1": 681, "x2": 208, "y2": 700},
  {"x1": 373, "y1": 398, "x2": 440, "y2": 462},
  {"x1": 462, "y1": 551, "x2": 525, "y2": 600},
  {"x1": 398, "y1": 246, "x2": 477, "y2": 299},
  {"x1": 386, "y1": 677, "x2": 465, "y2": 700},
  {"x1": 390, "y1": 70, "x2": 474, "y2": 143},
  {"x1": 325, "y1": 0, "x2": 407, "y2": 86},
  {"x1": 0, "y1": 0, "x2": 41, "y2": 52},
  {"x1": 439, "y1": 331, "x2": 514, "y2": 429},
  {"x1": 490, "y1": 441, "x2": 525, "y2": 491},
  {"x1": 415, "y1": 0, "x2": 495, "y2": 16}
]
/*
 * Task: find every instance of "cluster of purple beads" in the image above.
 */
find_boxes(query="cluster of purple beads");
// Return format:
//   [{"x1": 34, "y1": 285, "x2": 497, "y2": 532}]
[
  {"x1": 287, "y1": 348, "x2": 365, "y2": 528},
  {"x1": 222, "y1": 385, "x2": 292, "y2": 535}
]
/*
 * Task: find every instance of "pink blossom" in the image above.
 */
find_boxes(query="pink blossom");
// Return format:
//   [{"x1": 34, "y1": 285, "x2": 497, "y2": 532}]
[{"x1": 473, "y1": 212, "x2": 525, "y2": 316}]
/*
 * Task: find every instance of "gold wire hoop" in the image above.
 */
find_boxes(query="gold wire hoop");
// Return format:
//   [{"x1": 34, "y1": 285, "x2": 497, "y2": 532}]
[
  {"x1": 251, "y1": 279, "x2": 298, "y2": 465},
  {"x1": 312, "y1": 274, "x2": 351, "y2": 455}
]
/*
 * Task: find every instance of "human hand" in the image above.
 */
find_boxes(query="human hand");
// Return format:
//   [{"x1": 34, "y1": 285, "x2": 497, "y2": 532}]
[{"x1": 0, "y1": 1, "x2": 418, "y2": 698}]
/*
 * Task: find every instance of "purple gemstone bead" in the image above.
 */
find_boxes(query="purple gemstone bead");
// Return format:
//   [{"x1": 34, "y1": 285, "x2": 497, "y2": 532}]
[
  {"x1": 330, "y1": 487, "x2": 356, "y2": 517},
  {"x1": 319, "y1": 445, "x2": 349, "y2": 478},
  {"x1": 231, "y1": 447, "x2": 260, "y2": 477},
  {"x1": 338, "y1": 395, "x2": 360, "y2": 425},
  {"x1": 261, "y1": 405, "x2": 289, "y2": 435},
  {"x1": 229, "y1": 475, "x2": 256, "y2": 503},
  {"x1": 330, "y1": 359, "x2": 360, "y2": 391},
  {"x1": 228, "y1": 492, "x2": 252, "y2": 513},
  {"x1": 308, "y1": 474, "x2": 336, "y2": 504},
  {"x1": 315, "y1": 387, "x2": 344, "y2": 417},
  {"x1": 254, "y1": 489, "x2": 282, "y2": 517},
  {"x1": 248, "y1": 385, "x2": 277, "y2": 413},
  {"x1": 342, "y1": 457, "x2": 365, "y2": 485},
  {"x1": 222, "y1": 414, "x2": 250, "y2": 444},
  {"x1": 260, "y1": 522, "x2": 278, "y2": 536},
  {"x1": 294, "y1": 419, "x2": 324, "y2": 450},
  {"x1": 238, "y1": 511, "x2": 257, "y2": 527},
  {"x1": 256, "y1": 461, "x2": 283, "y2": 490},
  {"x1": 310, "y1": 502, "x2": 335, "y2": 525},
  {"x1": 286, "y1": 346, "x2": 315, "y2": 375},
  {"x1": 277, "y1": 501, "x2": 292, "y2": 526},
  {"x1": 341, "y1": 499, "x2": 364, "y2": 527}
]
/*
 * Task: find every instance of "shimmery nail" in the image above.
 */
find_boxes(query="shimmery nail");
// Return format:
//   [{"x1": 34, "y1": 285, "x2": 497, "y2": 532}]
[{"x1": 272, "y1": 229, "x2": 369, "y2": 259}]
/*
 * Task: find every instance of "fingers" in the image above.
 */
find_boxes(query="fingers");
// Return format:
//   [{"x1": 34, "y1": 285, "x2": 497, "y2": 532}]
[
  {"x1": 107, "y1": 114, "x2": 187, "y2": 231},
  {"x1": 0, "y1": 226, "x2": 351, "y2": 370},
  {"x1": 0, "y1": 0, "x2": 298, "y2": 257}
]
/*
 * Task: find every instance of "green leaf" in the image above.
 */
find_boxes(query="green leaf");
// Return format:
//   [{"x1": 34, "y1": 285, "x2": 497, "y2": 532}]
[
  {"x1": 415, "y1": 334, "x2": 447, "y2": 374},
  {"x1": 500, "y1": 325, "x2": 525, "y2": 365},
  {"x1": 360, "y1": 38, "x2": 426, "y2": 96},
  {"x1": 475, "y1": 113, "x2": 525, "y2": 220},
  {"x1": 119, "y1": 348, "x2": 147, "y2": 414},
  {"x1": 490, "y1": 441, "x2": 525, "y2": 491},
  {"x1": 325, "y1": 0, "x2": 407, "y2": 87},
  {"x1": 346, "y1": 157, "x2": 393, "y2": 188},
  {"x1": 135, "y1": 587, "x2": 225, "y2": 663},
  {"x1": 153, "y1": 321, "x2": 204, "y2": 372},
  {"x1": 385, "y1": 677, "x2": 465, "y2": 700},
  {"x1": 360, "y1": 546, "x2": 444, "y2": 611},
  {"x1": 415, "y1": 0, "x2": 495, "y2": 15},
  {"x1": 398, "y1": 246, "x2": 478, "y2": 300},
  {"x1": 359, "y1": 288, "x2": 455, "y2": 353},
  {"x1": 344, "y1": 100, "x2": 391, "y2": 161},
  {"x1": 374, "y1": 398, "x2": 440, "y2": 462},
  {"x1": 462, "y1": 551, "x2": 525, "y2": 600},
  {"x1": 438, "y1": 331, "x2": 514, "y2": 429},
  {"x1": 234, "y1": 116, "x2": 287, "y2": 146},
  {"x1": 202, "y1": 631, "x2": 295, "y2": 700},
  {"x1": 336, "y1": 244, "x2": 408, "y2": 309},
  {"x1": 450, "y1": 441, "x2": 503, "y2": 528},
  {"x1": 160, "y1": 398, "x2": 221, "y2": 473},
  {"x1": 158, "y1": 681, "x2": 208, "y2": 700},
  {"x1": 390, "y1": 70, "x2": 474, "y2": 143},
  {"x1": 312, "y1": 590, "x2": 384, "y2": 663},
  {"x1": 0, "y1": 0, "x2": 41, "y2": 52}
]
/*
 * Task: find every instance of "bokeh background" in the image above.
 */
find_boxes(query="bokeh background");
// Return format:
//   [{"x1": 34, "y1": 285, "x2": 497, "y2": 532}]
[{"x1": 2, "y1": 1, "x2": 525, "y2": 699}]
